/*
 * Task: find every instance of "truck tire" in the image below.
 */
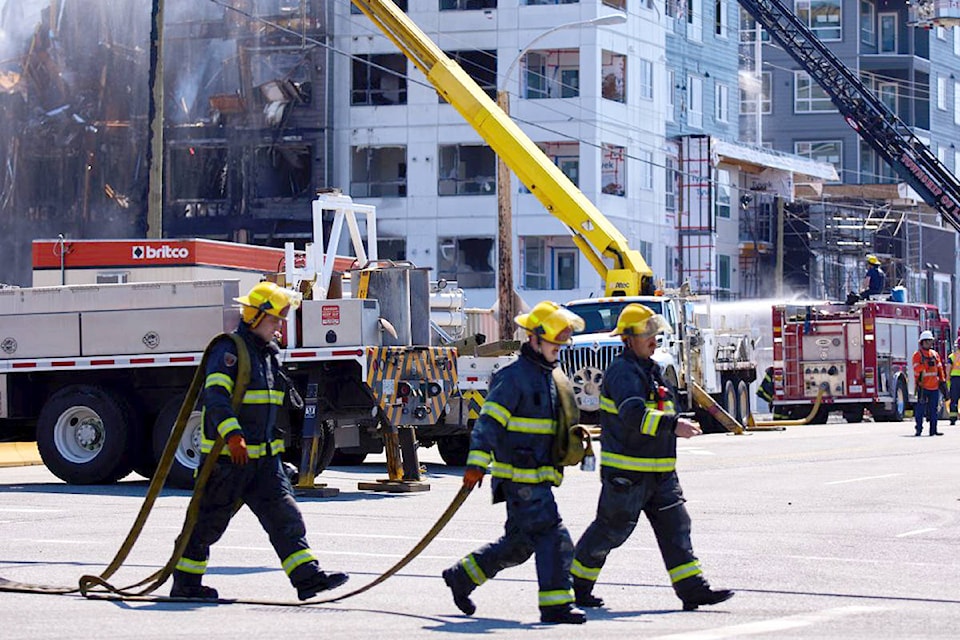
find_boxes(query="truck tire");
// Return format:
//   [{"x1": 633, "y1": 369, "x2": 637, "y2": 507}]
[
  {"x1": 891, "y1": 379, "x2": 907, "y2": 422},
  {"x1": 151, "y1": 394, "x2": 203, "y2": 490},
  {"x1": 736, "y1": 380, "x2": 750, "y2": 425},
  {"x1": 437, "y1": 434, "x2": 470, "y2": 467},
  {"x1": 842, "y1": 406, "x2": 864, "y2": 423},
  {"x1": 36, "y1": 385, "x2": 134, "y2": 485},
  {"x1": 722, "y1": 379, "x2": 738, "y2": 420}
]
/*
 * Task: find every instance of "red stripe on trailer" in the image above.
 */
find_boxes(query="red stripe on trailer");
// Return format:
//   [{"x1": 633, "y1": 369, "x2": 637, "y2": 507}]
[
  {"x1": 130, "y1": 357, "x2": 154, "y2": 364},
  {"x1": 332, "y1": 349, "x2": 364, "y2": 357},
  {"x1": 91, "y1": 359, "x2": 115, "y2": 366},
  {"x1": 290, "y1": 351, "x2": 317, "y2": 358},
  {"x1": 12, "y1": 362, "x2": 36, "y2": 369},
  {"x1": 170, "y1": 356, "x2": 196, "y2": 363},
  {"x1": 51, "y1": 361, "x2": 76, "y2": 367}
]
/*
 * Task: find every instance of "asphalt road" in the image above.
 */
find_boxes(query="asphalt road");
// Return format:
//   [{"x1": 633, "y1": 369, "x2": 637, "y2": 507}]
[{"x1": 1, "y1": 419, "x2": 959, "y2": 639}]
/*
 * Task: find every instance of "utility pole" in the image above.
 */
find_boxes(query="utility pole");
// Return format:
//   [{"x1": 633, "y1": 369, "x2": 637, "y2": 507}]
[
  {"x1": 776, "y1": 196, "x2": 785, "y2": 298},
  {"x1": 496, "y1": 90, "x2": 514, "y2": 342},
  {"x1": 146, "y1": 0, "x2": 165, "y2": 239}
]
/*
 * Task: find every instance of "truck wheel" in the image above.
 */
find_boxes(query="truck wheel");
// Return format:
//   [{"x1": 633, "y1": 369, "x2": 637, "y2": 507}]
[
  {"x1": 722, "y1": 380, "x2": 738, "y2": 419},
  {"x1": 152, "y1": 394, "x2": 203, "y2": 490},
  {"x1": 809, "y1": 405, "x2": 830, "y2": 424},
  {"x1": 36, "y1": 385, "x2": 134, "y2": 485},
  {"x1": 437, "y1": 434, "x2": 470, "y2": 466},
  {"x1": 842, "y1": 406, "x2": 864, "y2": 423},
  {"x1": 890, "y1": 379, "x2": 907, "y2": 422},
  {"x1": 736, "y1": 380, "x2": 750, "y2": 425}
]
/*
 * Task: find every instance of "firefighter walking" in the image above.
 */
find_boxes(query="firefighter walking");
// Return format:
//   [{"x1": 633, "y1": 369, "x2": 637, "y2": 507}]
[
  {"x1": 441, "y1": 301, "x2": 587, "y2": 625},
  {"x1": 948, "y1": 338, "x2": 960, "y2": 426},
  {"x1": 170, "y1": 281, "x2": 348, "y2": 600},
  {"x1": 570, "y1": 304, "x2": 734, "y2": 611},
  {"x1": 912, "y1": 330, "x2": 947, "y2": 437}
]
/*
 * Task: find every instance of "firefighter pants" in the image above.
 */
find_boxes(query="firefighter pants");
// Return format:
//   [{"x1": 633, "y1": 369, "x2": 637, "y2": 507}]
[
  {"x1": 950, "y1": 378, "x2": 960, "y2": 424},
  {"x1": 915, "y1": 388, "x2": 941, "y2": 435},
  {"x1": 445, "y1": 482, "x2": 575, "y2": 610},
  {"x1": 571, "y1": 471, "x2": 708, "y2": 599},
  {"x1": 173, "y1": 455, "x2": 322, "y2": 590}
]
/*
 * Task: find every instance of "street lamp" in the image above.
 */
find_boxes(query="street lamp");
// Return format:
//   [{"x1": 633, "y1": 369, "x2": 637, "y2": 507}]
[{"x1": 496, "y1": 13, "x2": 627, "y2": 342}]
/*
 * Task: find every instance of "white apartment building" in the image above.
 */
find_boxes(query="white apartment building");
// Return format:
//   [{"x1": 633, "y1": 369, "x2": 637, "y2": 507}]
[{"x1": 332, "y1": 0, "x2": 669, "y2": 308}]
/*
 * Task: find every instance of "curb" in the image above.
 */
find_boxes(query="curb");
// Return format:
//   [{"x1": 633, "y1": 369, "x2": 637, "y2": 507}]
[{"x1": 0, "y1": 442, "x2": 43, "y2": 468}]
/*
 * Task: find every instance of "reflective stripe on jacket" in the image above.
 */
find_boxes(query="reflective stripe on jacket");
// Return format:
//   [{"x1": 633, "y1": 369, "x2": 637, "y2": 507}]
[{"x1": 598, "y1": 349, "x2": 679, "y2": 476}]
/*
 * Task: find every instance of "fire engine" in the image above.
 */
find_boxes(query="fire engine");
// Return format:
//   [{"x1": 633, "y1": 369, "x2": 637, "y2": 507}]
[
  {"x1": 771, "y1": 300, "x2": 951, "y2": 423},
  {"x1": 0, "y1": 194, "x2": 461, "y2": 488}
]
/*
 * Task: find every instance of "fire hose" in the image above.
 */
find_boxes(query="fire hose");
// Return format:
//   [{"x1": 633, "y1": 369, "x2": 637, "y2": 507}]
[{"x1": 0, "y1": 336, "x2": 473, "y2": 606}]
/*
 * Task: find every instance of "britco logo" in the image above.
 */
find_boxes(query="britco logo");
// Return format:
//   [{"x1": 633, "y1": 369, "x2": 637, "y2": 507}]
[{"x1": 131, "y1": 245, "x2": 189, "y2": 260}]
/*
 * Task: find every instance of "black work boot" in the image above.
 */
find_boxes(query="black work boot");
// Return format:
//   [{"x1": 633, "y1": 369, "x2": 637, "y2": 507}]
[
  {"x1": 170, "y1": 576, "x2": 219, "y2": 600},
  {"x1": 297, "y1": 571, "x2": 349, "y2": 601},
  {"x1": 681, "y1": 585, "x2": 735, "y2": 611},
  {"x1": 442, "y1": 566, "x2": 476, "y2": 616},
  {"x1": 540, "y1": 604, "x2": 587, "y2": 624},
  {"x1": 573, "y1": 577, "x2": 604, "y2": 608}
]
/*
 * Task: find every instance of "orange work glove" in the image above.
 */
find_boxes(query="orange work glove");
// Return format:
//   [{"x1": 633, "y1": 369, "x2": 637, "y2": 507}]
[
  {"x1": 463, "y1": 467, "x2": 485, "y2": 490},
  {"x1": 226, "y1": 433, "x2": 249, "y2": 466}
]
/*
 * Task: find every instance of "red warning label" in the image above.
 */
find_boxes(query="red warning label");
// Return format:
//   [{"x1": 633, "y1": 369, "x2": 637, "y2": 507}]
[{"x1": 321, "y1": 305, "x2": 340, "y2": 325}]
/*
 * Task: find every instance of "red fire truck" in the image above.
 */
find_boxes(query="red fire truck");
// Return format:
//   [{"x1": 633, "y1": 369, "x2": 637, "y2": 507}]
[{"x1": 771, "y1": 300, "x2": 951, "y2": 423}]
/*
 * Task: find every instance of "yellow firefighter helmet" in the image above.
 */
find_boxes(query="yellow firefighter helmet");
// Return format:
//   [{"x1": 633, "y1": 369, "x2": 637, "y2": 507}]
[
  {"x1": 234, "y1": 281, "x2": 302, "y2": 327},
  {"x1": 514, "y1": 300, "x2": 585, "y2": 345},
  {"x1": 611, "y1": 303, "x2": 672, "y2": 338},
  {"x1": 866, "y1": 254, "x2": 881, "y2": 265}
]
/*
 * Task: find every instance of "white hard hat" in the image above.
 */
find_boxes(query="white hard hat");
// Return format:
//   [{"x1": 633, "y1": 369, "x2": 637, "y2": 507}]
[{"x1": 919, "y1": 330, "x2": 934, "y2": 342}]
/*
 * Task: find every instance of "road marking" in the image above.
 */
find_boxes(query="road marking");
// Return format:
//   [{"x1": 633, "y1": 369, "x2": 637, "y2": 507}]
[
  {"x1": 218, "y1": 545, "x2": 457, "y2": 561},
  {"x1": 825, "y1": 473, "x2": 903, "y2": 485},
  {"x1": 649, "y1": 605, "x2": 885, "y2": 640},
  {"x1": 895, "y1": 527, "x2": 938, "y2": 538},
  {"x1": 679, "y1": 447, "x2": 716, "y2": 456}
]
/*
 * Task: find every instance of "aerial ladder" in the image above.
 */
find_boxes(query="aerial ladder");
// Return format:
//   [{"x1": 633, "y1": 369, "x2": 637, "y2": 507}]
[
  {"x1": 350, "y1": 0, "x2": 654, "y2": 296},
  {"x1": 738, "y1": 0, "x2": 960, "y2": 232}
]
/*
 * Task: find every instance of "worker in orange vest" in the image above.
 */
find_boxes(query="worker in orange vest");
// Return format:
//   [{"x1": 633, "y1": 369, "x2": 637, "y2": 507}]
[{"x1": 912, "y1": 331, "x2": 947, "y2": 436}]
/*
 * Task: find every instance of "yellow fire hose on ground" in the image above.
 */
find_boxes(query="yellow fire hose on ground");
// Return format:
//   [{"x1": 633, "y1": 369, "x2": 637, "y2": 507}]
[
  {"x1": 746, "y1": 389, "x2": 826, "y2": 429},
  {"x1": 0, "y1": 334, "x2": 473, "y2": 606}
]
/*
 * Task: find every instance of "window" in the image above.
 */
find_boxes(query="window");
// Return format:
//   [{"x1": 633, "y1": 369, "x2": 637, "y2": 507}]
[
  {"x1": 520, "y1": 236, "x2": 579, "y2": 289},
  {"x1": 666, "y1": 69, "x2": 676, "y2": 121},
  {"x1": 796, "y1": 0, "x2": 841, "y2": 40},
  {"x1": 639, "y1": 59, "x2": 654, "y2": 100},
  {"x1": 351, "y1": 146, "x2": 407, "y2": 198},
  {"x1": 639, "y1": 240, "x2": 654, "y2": 263},
  {"x1": 438, "y1": 144, "x2": 496, "y2": 195},
  {"x1": 352, "y1": 54, "x2": 407, "y2": 106},
  {"x1": 522, "y1": 50, "x2": 579, "y2": 99},
  {"x1": 638, "y1": 150, "x2": 654, "y2": 190},
  {"x1": 878, "y1": 82, "x2": 897, "y2": 115},
  {"x1": 795, "y1": 71, "x2": 837, "y2": 113},
  {"x1": 97, "y1": 272, "x2": 129, "y2": 284},
  {"x1": 665, "y1": 156, "x2": 678, "y2": 212},
  {"x1": 879, "y1": 13, "x2": 897, "y2": 53},
  {"x1": 251, "y1": 145, "x2": 311, "y2": 198},
  {"x1": 664, "y1": 246, "x2": 676, "y2": 287},
  {"x1": 739, "y1": 9, "x2": 770, "y2": 43},
  {"x1": 715, "y1": 83, "x2": 729, "y2": 122},
  {"x1": 378, "y1": 238, "x2": 407, "y2": 261},
  {"x1": 601, "y1": 144, "x2": 626, "y2": 196},
  {"x1": 860, "y1": 1, "x2": 875, "y2": 45},
  {"x1": 938, "y1": 75, "x2": 947, "y2": 111},
  {"x1": 169, "y1": 146, "x2": 228, "y2": 202},
  {"x1": 715, "y1": 168, "x2": 731, "y2": 219},
  {"x1": 522, "y1": 142, "x2": 579, "y2": 192},
  {"x1": 795, "y1": 140, "x2": 842, "y2": 180},
  {"x1": 717, "y1": 254, "x2": 731, "y2": 290},
  {"x1": 687, "y1": 76, "x2": 703, "y2": 128},
  {"x1": 955, "y1": 26, "x2": 960, "y2": 55},
  {"x1": 602, "y1": 0, "x2": 627, "y2": 9},
  {"x1": 937, "y1": 26, "x2": 947, "y2": 40},
  {"x1": 601, "y1": 50, "x2": 626, "y2": 103},
  {"x1": 440, "y1": 0, "x2": 496, "y2": 9},
  {"x1": 955, "y1": 82, "x2": 960, "y2": 124},
  {"x1": 740, "y1": 71, "x2": 771, "y2": 114},
  {"x1": 438, "y1": 237, "x2": 495, "y2": 288},
  {"x1": 688, "y1": 0, "x2": 702, "y2": 42},
  {"x1": 442, "y1": 50, "x2": 497, "y2": 101},
  {"x1": 715, "y1": 0, "x2": 728, "y2": 38}
]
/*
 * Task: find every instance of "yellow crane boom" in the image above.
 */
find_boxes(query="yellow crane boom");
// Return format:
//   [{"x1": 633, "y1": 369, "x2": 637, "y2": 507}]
[{"x1": 351, "y1": 0, "x2": 654, "y2": 296}]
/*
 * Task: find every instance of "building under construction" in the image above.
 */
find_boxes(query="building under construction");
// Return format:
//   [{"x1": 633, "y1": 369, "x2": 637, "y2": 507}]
[{"x1": 0, "y1": 0, "x2": 333, "y2": 286}]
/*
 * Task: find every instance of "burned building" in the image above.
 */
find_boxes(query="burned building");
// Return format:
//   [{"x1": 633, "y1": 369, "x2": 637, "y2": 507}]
[{"x1": 0, "y1": 0, "x2": 334, "y2": 286}]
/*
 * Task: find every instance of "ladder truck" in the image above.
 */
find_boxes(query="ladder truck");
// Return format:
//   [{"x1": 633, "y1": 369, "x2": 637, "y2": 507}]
[{"x1": 738, "y1": 0, "x2": 960, "y2": 232}]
